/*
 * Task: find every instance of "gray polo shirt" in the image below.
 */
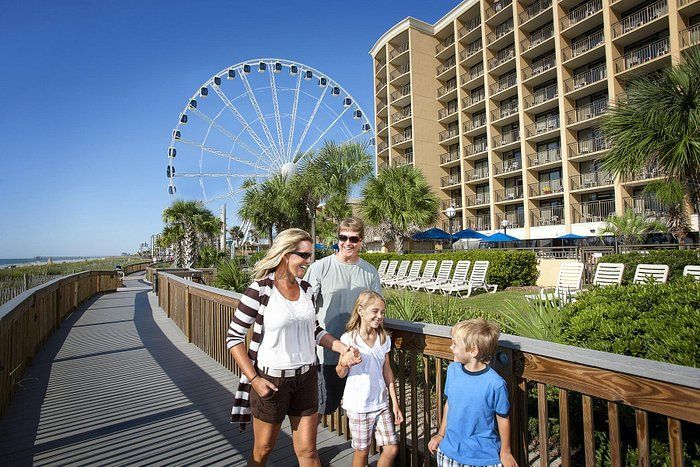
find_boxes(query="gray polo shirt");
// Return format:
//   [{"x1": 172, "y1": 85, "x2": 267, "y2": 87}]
[{"x1": 305, "y1": 254, "x2": 381, "y2": 364}]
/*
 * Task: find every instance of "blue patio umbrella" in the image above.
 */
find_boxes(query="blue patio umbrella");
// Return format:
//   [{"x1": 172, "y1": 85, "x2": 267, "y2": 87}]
[
  {"x1": 557, "y1": 233, "x2": 587, "y2": 240},
  {"x1": 481, "y1": 232, "x2": 520, "y2": 243},
  {"x1": 453, "y1": 228, "x2": 487, "y2": 240},
  {"x1": 412, "y1": 227, "x2": 452, "y2": 240}
]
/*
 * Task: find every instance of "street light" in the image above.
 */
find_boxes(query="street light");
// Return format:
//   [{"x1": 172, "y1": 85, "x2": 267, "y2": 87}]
[
  {"x1": 501, "y1": 219, "x2": 509, "y2": 235},
  {"x1": 446, "y1": 205, "x2": 456, "y2": 250}
]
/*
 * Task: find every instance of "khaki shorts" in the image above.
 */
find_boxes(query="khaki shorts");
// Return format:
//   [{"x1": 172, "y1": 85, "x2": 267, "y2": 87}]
[{"x1": 250, "y1": 366, "x2": 318, "y2": 424}]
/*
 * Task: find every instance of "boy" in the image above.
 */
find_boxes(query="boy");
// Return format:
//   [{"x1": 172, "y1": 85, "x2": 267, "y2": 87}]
[{"x1": 428, "y1": 318, "x2": 517, "y2": 467}]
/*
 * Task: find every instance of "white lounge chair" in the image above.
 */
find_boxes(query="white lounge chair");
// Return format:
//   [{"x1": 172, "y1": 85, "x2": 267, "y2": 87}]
[
  {"x1": 443, "y1": 260, "x2": 498, "y2": 297},
  {"x1": 415, "y1": 260, "x2": 453, "y2": 291},
  {"x1": 683, "y1": 265, "x2": 700, "y2": 281},
  {"x1": 526, "y1": 262, "x2": 584, "y2": 304},
  {"x1": 393, "y1": 260, "x2": 423, "y2": 288},
  {"x1": 632, "y1": 264, "x2": 669, "y2": 284},
  {"x1": 380, "y1": 260, "x2": 399, "y2": 285},
  {"x1": 402, "y1": 260, "x2": 437, "y2": 289},
  {"x1": 592, "y1": 262, "x2": 625, "y2": 287},
  {"x1": 377, "y1": 260, "x2": 389, "y2": 278},
  {"x1": 434, "y1": 260, "x2": 471, "y2": 294},
  {"x1": 383, "y1": 260, "x2": 411, "y2": 287}
]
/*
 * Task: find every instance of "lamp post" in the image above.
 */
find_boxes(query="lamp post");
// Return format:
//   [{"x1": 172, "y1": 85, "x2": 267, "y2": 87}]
[
  {"x1": 501, "y1": 219, "x2": 509, "y2": 236},
  {"x1": 446, "y1": 205, "x2": 456, "y2": 250}
]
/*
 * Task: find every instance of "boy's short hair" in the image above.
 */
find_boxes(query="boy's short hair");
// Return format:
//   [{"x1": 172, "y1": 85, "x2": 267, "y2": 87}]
[
  {"x1": 338, "y1": 217, "x2": 364, "y2": 238},
  {"x1": 451, "y1": 318, "x2": 500, "y2": 363}
]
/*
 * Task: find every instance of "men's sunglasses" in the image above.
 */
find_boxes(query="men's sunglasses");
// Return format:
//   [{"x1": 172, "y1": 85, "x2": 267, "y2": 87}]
[
  {"x1": 290, "y1": 251, "x2": 312, "y2": 260},
  {"x1": 338, "y1": 234, "x2": 361, "y2": 244}
]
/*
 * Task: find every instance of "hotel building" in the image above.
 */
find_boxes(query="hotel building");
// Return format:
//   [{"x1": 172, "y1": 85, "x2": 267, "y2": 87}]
[{"x1": 370, "y1": 0, "x2": 700, "y2": 240}]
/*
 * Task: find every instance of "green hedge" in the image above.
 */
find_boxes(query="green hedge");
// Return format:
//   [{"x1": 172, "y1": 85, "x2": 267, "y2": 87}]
[
  {"x1": 360, "y1": 250, "x2": 538, "y2": 289},
  {"x1": 599, "y1": 250, "x2": 700, "y2": 284},
  {"x1": 561, "y1": 279, "x2": 700, "y2": 367}
]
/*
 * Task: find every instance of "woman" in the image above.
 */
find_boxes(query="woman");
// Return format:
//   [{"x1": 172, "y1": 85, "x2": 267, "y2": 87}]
[{"x1": 226, "y1": 228, "x2": 360, "y2": 466}]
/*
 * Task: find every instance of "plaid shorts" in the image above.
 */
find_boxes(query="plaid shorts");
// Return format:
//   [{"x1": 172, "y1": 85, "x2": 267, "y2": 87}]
[
  {"x1": 436, "y1": 448, "x2": 502, "y2": 467},
  {"x1": 346, "y1": 407, "x2": 398, "y2": 451}
]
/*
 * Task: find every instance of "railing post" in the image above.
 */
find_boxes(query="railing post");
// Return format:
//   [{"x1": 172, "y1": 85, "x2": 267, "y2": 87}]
[
  {"x1": 185, "y1": 285, "x2": 192, "y2": 343},
  {"x1": 500, "y1": 348, "x2": 528, "y2": 466}
]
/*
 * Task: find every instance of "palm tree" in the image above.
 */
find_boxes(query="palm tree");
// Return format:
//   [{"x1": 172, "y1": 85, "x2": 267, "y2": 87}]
[
  {"x1": 598, "y1": 209, "x2": 667, "y2": 245},
  {"x1": 361, "y1": 165, "x2": 440, "y2": 253},
  {"x1": 643, "y1": 180, "x2": 691, "y2": 242},
  {"x1": 601, "y1": 49, "x2": 700, "y2": 219},
  {"x1": 158, "y1": 224, "x2": 184, "y2": 267},
  {"x1": 162, "y1": 200, "x2": 219, "y2": 267}
]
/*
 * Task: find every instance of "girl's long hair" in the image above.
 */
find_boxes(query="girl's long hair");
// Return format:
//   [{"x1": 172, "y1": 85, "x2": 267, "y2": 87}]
[
  {"x1": 345, "y1": 291, "x2": 388, "y2": 344},
  {"x1": 252, "y1": 228, "x2": 312, "y2": 280}
]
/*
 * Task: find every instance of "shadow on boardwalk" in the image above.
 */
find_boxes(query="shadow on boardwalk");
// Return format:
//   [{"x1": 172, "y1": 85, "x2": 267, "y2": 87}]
[{"x1": 0, "y1": 274, "x2": 360, "y2": 466}]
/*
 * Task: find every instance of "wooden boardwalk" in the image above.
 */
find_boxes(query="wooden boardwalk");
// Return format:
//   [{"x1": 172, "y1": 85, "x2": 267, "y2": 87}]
[{"x1": 0, "y1": 273, "x2": 364, "y2": 466}]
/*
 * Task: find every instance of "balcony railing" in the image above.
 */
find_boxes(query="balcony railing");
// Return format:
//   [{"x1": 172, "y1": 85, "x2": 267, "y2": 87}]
[
  {"x1": 523, "y1": 54, "x2": 556, "y2": 79},
  {"x1": 466, "y1": 193, "x2": 491, "y2": 206},
  {"x1": 623, "y1": 196, "x2": 670, "y2": 218},
  {"x1": 621, "y1": 166, "x2": 663, "y2": 182},
  {"x1": 465, "y1": 167, "x2": 490, "y2": 181},
  {"x1": 440, "y1": 151, "x2": 460, "y2": 165},
  {"x1": 375, "y1": 62, "x2": 386, "y2": 77},
  {"x1": 458, "y1": 16, "x2": 481, "y2": 38},
  {"x1": 466, "y1": 141, "x2": 489, "y2": 156},
  {"x1": 495, "y1": 186, "x2": 524, "y2": 202},
  {"x1": 526, "y1": 116, "x2": 560, "y2": 137},
  {"x1": 437, "y1": 57, "x2": 457, "y2": 75},
  {"x1": 377, "y1": 141, "x2": 389, "y2": 152},
  {"x1": 377, "y1": 120, "x2": 388, "y2": 132},
  {"x1": 438, "y1": 106, "x2": 459, "y2": 120},
  {"x1": 561, "y1": 0, "x2": 603, "y2": 31},
  {"x1": 529, "y1": 178, "x2": 564, "y2": 196},
  {"x1": 531, "y1": 205, "x2": 565, "y2": 226},
  {"x1": 564, "y1": 64, "x2": 606, "y2": 93},
  {"x1": 573, "y1": 199, "x2": 616, "y2": 223},
  {"x1": 570, "y1": 171, "x2": 614, "y2": 190},
  {"x1": 681, "y1": 24, "x2": 700, "y2": 48},
  {"x1": 569, "y1": 137, "x2": 609, "y2": 157},
  {"x1": 487, "y1": 19, "x2": 514, "y2": 45},
  {"x1": 442, "y1": 198, "x2": 463, "y2": 210},
  {"x1": 463, "y1": 92, "x2": 485, "y2": 107},
  {"x1": 492, "y1": 101, "x2": 519, "y2": 121},
  {"x1": 390, "y1": 63, "x2": 410, "y2": 80},
  {"x1": 466, "y1": 214, "x2": 491, "y2": 231},
  {"x1": 490, "y1": 48, "x2": 516, "y2": 69},
  {"x1": 525, "y1": 83, "x2": 558, "y2": 108},
  {"x1": 464, "y1": 115, "x2": 487, "y2": 132},
  {"x1": 441, "y1": 174, "x2": 462, "y2": 187},
  {"x1": 494, "y1": 129, "x2": 520, "y2": 147},
  {"x1": 437, "y1": 82, "x2": 458, "y2": 98},
  {"x1": 461, "y1": 40, "x2": 483, "y2": 62},
  {"x1": 612, "y1": 0, "x2": 667, "y2": 38},
  {"x1": 436, "y1": 35, "x2": 455, "y2": 55},
  {"x1": 521, "y1": 25, "x2": 554, "y2": 52},
  {"x1": 439, "y1": 128, "x2": 460, "y2": 142},
  {"x1": 389, "y1": 42, "x2": 409, "y2": 60},
  {"x1": 497, "y1": 210, "x2": 525, "y2": 228},
  {"x1": 493, "y1": 158, "x2": 522, "y2": 175},
  {"x1": 486, "y1": 0, "x2": 513, "y2": 20},
  {"x1": 376, "y1": 99, "x2": 387, "y2": 112},
  {"x1": 390, "y1": 84, "x2": 411, "y2": 101},
  {"x1": 442, "y1": 218, "x2": 464, "y2": 232},
  {"x1": 528, "y1": 147, "x2": 561, "y2": 166},
  {"x1": 392, "y1": 130, "x2": 413, "y2": 145},
  {"x1": 562, "y1": 30, "x2": 605, "y2": 61},
  {"x1": 391, "y1": 153, "x2": 413, "y2": 167},
  {"x1": 463, "y1": 67, "x2": 485, "y2": 84},
  {"x1": 391, "y1": 107, "x2": 412, "y2": 123},
  {"x1": 614, "y1": 37, "x2": 670, "y2": 73},
  {"x1": 375, "y1": 81, "x2": 387, "y2": 93},
  {"x1": 520, "y1": 0, "x2": 552, "y2": 23},
  {"x1": 566, "y1": 100, "x2": 607, "y2": 124},
  {"x1": 491, "y1": 73, "x2": 518, "y2": 94}
]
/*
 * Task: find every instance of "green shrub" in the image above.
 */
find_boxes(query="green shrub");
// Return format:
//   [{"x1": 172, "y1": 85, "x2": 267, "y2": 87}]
[
  {"x1": 361, "y1": 250, "x2": 538, "y2": 289},
  {"x1": 499, "y1": 298, "x2": 565, "y2": 343},
  {"x1": 214, "y1": 259, "x2": 251, "y2": 293},
  {"x1": 599, "y1": 250, "x2": 700, "y2": 284},
  {"x1": 561, "y1": 279, "x2": 700, "y2": 367}
]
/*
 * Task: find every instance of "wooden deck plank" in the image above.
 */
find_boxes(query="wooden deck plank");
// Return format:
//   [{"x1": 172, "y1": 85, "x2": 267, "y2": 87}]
[{"x1": 0, "y1": 274, "x2": 358, "y2": 466}]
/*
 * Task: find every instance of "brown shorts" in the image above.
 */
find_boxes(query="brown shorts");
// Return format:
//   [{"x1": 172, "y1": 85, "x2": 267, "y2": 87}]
[{"x1": 250, "y1": 366, "x2": 319, "y2": 424}]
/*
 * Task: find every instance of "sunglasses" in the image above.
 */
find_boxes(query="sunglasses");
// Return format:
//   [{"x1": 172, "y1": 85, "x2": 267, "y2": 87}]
[
  {"x1": 338, "y1": 234, "x2": 361, "y2": 243},
  {"x1": 290, "y1": 251, "x2": 312, "y2": 260}
]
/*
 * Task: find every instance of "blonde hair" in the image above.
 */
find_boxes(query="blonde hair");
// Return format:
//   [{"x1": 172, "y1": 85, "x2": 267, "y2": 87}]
[
  {"x1": 451, "y1": 318, "x2": 500, "y2": 364},
  {"x1": 338, "y1": 217, "x2": 364, "y2": 238},
  {"x1": 345, "y1": 291, "x2": 388, "y2": 344},
  {"x1": 252, "y1": 228, "x2": 312, "y2": 280}
]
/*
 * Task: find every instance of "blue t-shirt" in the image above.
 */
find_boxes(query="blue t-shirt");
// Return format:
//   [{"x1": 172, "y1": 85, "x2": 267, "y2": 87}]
[{"x1": 440, "y1": 362, "x2": 509, "y2": 465}]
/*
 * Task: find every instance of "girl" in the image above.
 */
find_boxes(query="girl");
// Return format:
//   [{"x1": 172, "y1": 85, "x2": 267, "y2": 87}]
[{"x1": 336, "y1": 291, "x2": 404, "y2": 467}]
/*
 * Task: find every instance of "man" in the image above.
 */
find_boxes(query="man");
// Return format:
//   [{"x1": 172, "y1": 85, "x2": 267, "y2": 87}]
[{"x1": 305, "y1": 217, "x2": 382, "y2": 415}]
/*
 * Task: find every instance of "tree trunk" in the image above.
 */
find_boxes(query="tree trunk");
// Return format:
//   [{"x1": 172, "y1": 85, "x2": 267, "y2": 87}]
[
  {"x1": 184, "y1": 222, "x2": 197, "y2": 268},
  {"x1": 310, "y1": 211, "x2": 317, "y2": 262},
  {"x1": 394, "y1": 234, "x2": 404, "y2": 254},
  {"x1": 268, "y1": 225, "x2": 274, "y2": 246}
]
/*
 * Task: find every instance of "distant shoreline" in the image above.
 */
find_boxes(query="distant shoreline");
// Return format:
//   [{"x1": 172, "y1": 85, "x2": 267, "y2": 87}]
[{"x1": 0, "y1": 257, "x2": 107, "y2": 269}]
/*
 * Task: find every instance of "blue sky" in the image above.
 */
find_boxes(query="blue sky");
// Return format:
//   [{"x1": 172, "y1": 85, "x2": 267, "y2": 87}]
[{"x1": 0, "y1": 0, "x2": 454, "y2": 257}]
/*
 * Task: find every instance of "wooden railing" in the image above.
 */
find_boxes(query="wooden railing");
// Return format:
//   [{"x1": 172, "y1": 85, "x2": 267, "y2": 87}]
[
  {"x1": 0, "y1": 270, "x2": 120, "y2": 416},
  {"x1": 155, "y1": 272, "x2": 700, "y2": 466},
  {"x1": 122, "y1": 260, "x2": 152, "y2": 276}
]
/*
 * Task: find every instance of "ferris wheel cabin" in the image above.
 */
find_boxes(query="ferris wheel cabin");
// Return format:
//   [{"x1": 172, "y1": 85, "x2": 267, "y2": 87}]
[
  {"x1": 227, "y1": 68, "x2": 236, "y2": 79},
  {"x1": 273, "y1": 62, "x2": 282, "y2": 73},
  {"x1": 168, "y1": 147, "x2": 176, "y2": 157},
  {"x1": 258, "y1": 62, "x2": 266, "y2": 72},
  {"x1": 290, "y1": 65, "x2": 298, "y2": 75},
  {"x1": 199, "y1": 87, "x2": 208, "y2": 97}
]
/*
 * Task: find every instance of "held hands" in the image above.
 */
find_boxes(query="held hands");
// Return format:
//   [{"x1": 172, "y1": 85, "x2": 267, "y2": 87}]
[
  {"x1": 339, "y1": 345, "x2": 362, "y2": 368},
  {"x1": 427, "y1": 434, "x2": 443, "y2": 454},
  {"x1": 250, "y1": 375, "x2": 278, "y2": 398}
]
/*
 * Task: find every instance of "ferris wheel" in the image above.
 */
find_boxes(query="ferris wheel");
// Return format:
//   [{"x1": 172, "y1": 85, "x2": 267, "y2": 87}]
[{"x1": 166, "y1": 58, "x2": 375, "y2": 214}]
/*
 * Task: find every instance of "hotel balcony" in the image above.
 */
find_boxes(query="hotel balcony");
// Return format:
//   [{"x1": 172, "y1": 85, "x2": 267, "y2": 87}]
[
  {"x1": 436, "y1": 34, "x2": 455, "y2": 57},
  {"x1": 389, "y1": 42, "x2": 409, "y2": 61},
  {"x1": 465, "y1": 193, "x2": 491, "y2": 207},
  {"x1": 486, "y1": 19, "x2": 514, "y2": 49},
  {"x1": 623, "y1": 196, "x2": 670, "y2": 218},
  {"x1": 572, "y1": 199, "x2": 616, "y2": 223},
  {"x1": 568, "y1": 137, "x2": 610, "y2": 160},
  {"x1": 485, "y1": 0, "x2": 513, "y2": 23},
  {"x1": 493, "y1": 158, "x2": 522, "y2": 176},
  {"x1": 681, "y1": 24, "x2": 700, "y2": 49},
  {"x1": 461, "y1": 69, "x2": 485, "y2": 90},
  {"x1": 560, "y1": 0, "x2": 603, "y2": 37},
  {"x1": 391, "y1": 153, "x2": 413, "y2": 167},
  {"x1": 392, "y1": 129, "x2": 413, "y2": 148},
  {"x1": 495, "y1": 186, "x2": 524, "y2": 203},
  {"x1": 439, "y1": 127, "x2": 460, "y2": 144},
  {"x1": 462, "y1": 91, "x2": 486, "y2": 112},
  {"x1": 375, "y1": 61, "x2": 386, "y2": 78},
  {"x1": 614, "y1": 37, "x2": 671, "y2": 77},
  {"x1": 437, "y1": 82, "x2": 458, "y2": 100},
  {"x1": 570, "y1": 171, "x2": 615, "y2": 191},
  {"x1": 460, "y1": 39, "x2": 483, "y2": 66},
  {"x1": 463, "y1": 116, "x2": 487, "y2": 135},
  {"x1": 497, "y1": 210, "x2": 525, "y2": 228},
  {"x1": 440, "y1": 151, "x2": 461, "y2": 167},
  {"x1": 612, "y1": 0, "x2": 668, "y2": 47},
  {"x1": 566, "y1": 100, "x2": 607, "y2": 129},
  {"x1": 527, "y1": 148, "x2": 562, "y2": 169},
  {"x1": 491, "y1": 101, "x2": 519, "y2": 124},
  {"x1": 520, "y1": 25, "x2": 555, "y2": 59},
  {"x1": 458, "y1": 16, "x2": 481, "y2": 41},
  {"x1": 438, "y1": 105, "x2": 459, "y2": 123},
  {"x1": 390, "y1": 84, "x2": 412, "y2": 106},
  {"x1": 522, "y1": 54, "x2": 556, "y2": 86},
  {"x1": 489, "y1": 48, "x2": 516, "y2": 73},
  {"x1": 562, "y1": 30, "x2": 605, "y2": 68},
  {"x1": 620, "y1": 166, "x2": 664, "y2": 185},
  {"x1": 529, "y1": 178, "x2": 564, "y2": 197},
  {"x1": 490, "y1": 74, "x2": 518, "y2": 100},
  {"x1": 465, "y1": 141, "x2": 489, "y2": 158},
  {"x1": 442, "y1": 218, "x2": 464, "y2": 232},
  {"x1": 564, "y1": 64, "x2": 607, "y2": 98},
  {"x1": 391, "y1": 107, "x2": 412, "y2": 126},
  {"x1": 376, "y1": 99, "x2": 388, "y2": 116},
  {"x1": 377, "y1": 141, "x2": 389, "y2": 153},
  {"x1": 464, "y1": 167, "x2": 490, "y2": 183},
  {"x1": 376, "y1": 120, "x2": 388, "y2": 134},
  {"x1": 493, "y1": 129, "x2": 521, "y2": 150},
  {"x1": 523, "y1": 83, "x2": 558, "y2": 112},
  {"x1": 525, "y1": 116, "x2": 560, "y2": 141},
  {"x1": 390, "y1": 63, "x2": 411, "y2": 86},
  {"x1": 437, "y1": 57, "x2": 457, "y2": 79},
  {"x1": 531, "y1": 205, "x2": 565, "y2": 226},
  {"x1": 375, "y1": 80, "x2": 387, "y2": 94},
  {"x1": 441, "y1": 173, "x2": 462, "y2": 188},
  {"x1": 519, "y1": 0, "x2": 553, "y2": 29},
  {"x1": 465, "y1": 214, "x2": 491, "y2": 231},
  {"x1": 442, "y1": 198, "x2": 463, "y2": 210}
]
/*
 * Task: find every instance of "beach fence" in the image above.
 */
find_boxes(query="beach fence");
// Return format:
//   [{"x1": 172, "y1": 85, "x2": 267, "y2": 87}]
[{"x1": 0, "y1": 275, "x2": 62, "y2": 306}]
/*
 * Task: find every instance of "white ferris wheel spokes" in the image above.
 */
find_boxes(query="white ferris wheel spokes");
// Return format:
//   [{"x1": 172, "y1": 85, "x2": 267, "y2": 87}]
[{"x1": 166, "y1": 58, "x2": 375, "y2": 214}]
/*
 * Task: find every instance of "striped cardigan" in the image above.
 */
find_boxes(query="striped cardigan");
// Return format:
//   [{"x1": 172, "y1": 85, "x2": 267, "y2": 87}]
[{"x1": 226, "y1": 273, "x2": 328, "y2": 427}]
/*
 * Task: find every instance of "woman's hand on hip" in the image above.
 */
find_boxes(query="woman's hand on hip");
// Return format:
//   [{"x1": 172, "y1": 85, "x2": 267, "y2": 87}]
[{"x1": 251, "y1": 376, "x2": 278, "y2": 398}]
